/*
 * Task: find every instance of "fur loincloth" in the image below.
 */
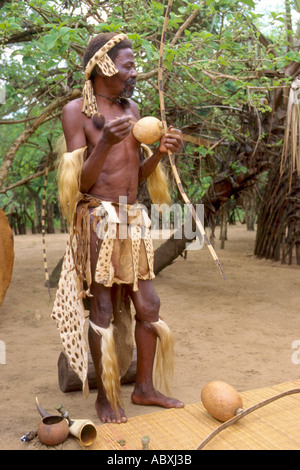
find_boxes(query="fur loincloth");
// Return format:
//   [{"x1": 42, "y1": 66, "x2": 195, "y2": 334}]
[
  {"x1": 51, "y1": 194, "x2": 155, "y2": 397},
  {"x1": 90, "y1": 198, "x2": 155, "y2": 291}
]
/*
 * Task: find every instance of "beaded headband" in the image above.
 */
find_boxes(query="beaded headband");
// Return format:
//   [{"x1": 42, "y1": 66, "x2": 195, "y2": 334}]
[{"x1": 81, "y1": 33, "x2": 128, "y2": 127}]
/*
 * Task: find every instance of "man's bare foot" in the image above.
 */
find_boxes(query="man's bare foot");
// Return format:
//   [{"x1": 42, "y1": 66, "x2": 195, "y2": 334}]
[
  {"x1": 95, "y1": 396, "x2": 127, "y2": 423},
  {"x1": 131, "y1": 388, "x2": 184, "y2": 409}
]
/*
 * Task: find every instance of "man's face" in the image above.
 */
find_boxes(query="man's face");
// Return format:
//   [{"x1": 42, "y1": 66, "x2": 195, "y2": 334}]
[{"x1": 112, "y1": 48, "x2": 137, "y2": 98}]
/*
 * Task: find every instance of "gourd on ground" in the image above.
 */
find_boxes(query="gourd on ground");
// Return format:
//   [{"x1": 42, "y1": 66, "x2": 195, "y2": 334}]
[{"x1": 201, "y1": 380, "x2": 243, "y2": 422}]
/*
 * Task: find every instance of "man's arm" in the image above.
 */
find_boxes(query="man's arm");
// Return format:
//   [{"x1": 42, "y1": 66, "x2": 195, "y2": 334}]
[{"x1": 62, "y1": 100, "x2": 87, "y2": 152}]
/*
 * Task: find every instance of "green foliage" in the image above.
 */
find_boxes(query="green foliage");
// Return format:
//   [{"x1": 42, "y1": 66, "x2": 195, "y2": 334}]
[{"x1": 0, "y1": 0, "x2": 297, "y2": 229}]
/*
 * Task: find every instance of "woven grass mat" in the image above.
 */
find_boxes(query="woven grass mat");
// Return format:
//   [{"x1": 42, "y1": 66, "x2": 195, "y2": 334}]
[{"x1": 87, "y1": 381, "x2": 300, "y2": 450}]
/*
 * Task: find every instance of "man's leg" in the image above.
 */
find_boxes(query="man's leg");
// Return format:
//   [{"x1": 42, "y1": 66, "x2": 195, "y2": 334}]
[
  {"x1": 128, "y1": 279, "x2": 184, "y2": 409},
  {"x1": 89, "y1": 228, "x2": 127, "y2": 423}
]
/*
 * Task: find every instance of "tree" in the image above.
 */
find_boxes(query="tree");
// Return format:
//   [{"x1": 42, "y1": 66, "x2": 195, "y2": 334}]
[
  {"x1": 254, "y1": 0, "x2": 300, "y2": 265},
  {"x1": 0, "y1": 0, "x2": 299, "y2": 267}
]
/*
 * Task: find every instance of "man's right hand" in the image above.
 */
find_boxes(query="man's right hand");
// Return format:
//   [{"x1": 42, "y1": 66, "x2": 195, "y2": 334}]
[{"x1": 102, "y1": 115, "x2": 133, "y2": 145}]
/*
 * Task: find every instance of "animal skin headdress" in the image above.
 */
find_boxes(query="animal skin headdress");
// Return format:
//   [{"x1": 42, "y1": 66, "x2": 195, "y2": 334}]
[{"x1": 81, "y1": 33, "x2": 128, "y2": 128}]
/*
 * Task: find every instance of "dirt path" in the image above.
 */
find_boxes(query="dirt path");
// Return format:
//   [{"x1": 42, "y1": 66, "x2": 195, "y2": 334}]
[{"x1": 1, "y1": 224, "x2": 299, "y2": 450}]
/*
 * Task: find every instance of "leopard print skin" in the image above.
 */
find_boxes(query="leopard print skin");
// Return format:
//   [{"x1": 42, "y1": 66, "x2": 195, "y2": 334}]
[{"x1": 85, "y1": 33, "x2": 128, "y2": 79}]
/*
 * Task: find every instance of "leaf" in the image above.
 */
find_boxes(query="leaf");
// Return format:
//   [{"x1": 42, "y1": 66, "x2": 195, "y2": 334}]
[
  {"x1": 238, "y1": 0, "x2": 255, "y2": 7},
  {"x1": 142, "y1": 40, "x2": 154, "y2": 61},
  {"x1": 59, "y1": 26, "x2": 72, "y2": 35},
  {"x1": 43, "y1": 30, "x2": 60, "y2": 51},
  {"x1": 23, "y1": 56, "x2": 37, "y2": 66},
  {"x1": 217, "y1": 56, "x2": 229, "y2": 67}
]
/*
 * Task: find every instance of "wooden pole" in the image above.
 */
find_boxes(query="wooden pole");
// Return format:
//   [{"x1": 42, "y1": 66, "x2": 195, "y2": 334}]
[{"x1": 57, "y1": 349, "x2": 137, "y2": 393}]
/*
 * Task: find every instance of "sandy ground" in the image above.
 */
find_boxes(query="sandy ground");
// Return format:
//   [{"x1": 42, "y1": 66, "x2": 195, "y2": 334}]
[{"x1": 0, "y1": 223, "x2": 300, "y2": 451}]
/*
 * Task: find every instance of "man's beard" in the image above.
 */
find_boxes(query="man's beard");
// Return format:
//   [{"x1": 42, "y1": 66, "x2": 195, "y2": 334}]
[{"x1": 119, "y1": 78, "x2": 136, "y2": 99}]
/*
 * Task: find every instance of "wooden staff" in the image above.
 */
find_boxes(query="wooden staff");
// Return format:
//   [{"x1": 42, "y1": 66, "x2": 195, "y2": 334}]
[
  {"x1": 41, "y1": 160, "x2": 51, "y2": 299},
  {"x1": 158, "y1": 0, "x2": 226, "y2": 280}
]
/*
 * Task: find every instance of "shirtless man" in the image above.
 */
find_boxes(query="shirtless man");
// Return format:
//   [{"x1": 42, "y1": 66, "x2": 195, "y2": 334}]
[{"x1": 59, "y1": 33, "x2": 183, "y2": 423}]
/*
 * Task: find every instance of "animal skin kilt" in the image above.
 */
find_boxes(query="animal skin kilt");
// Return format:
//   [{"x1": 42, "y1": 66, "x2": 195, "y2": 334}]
[{"x1": 51, "y1": 194, "x2": 155, "y2": 398}]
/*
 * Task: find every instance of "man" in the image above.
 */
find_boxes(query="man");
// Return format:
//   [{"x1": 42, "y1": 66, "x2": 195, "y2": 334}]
[{"x1": 52, "y1": 32, "x2": 184, "y2": 424}]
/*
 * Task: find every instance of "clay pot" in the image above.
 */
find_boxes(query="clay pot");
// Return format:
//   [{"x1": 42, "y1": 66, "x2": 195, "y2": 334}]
[
  {"x1": 36, "y1": 398, "x2": 97, "y2": 447},
  {"x1": 38, "y1": 415, "x2": 69, "y2": 446},
  {"x1": 36, "y1": 397, "x2": 69, "y2": 446}
]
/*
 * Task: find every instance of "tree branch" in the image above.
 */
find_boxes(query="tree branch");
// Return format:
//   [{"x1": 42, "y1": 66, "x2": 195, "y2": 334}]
[
  {"x1": 171, "y1": 8, "x2": 200, "y2": 46},
  {"x1": 0, "y1": 164, "x2": 56, "y2": 194},
  {"x1": 0, "y1": 89, "x2": 81, "y2": 190}
]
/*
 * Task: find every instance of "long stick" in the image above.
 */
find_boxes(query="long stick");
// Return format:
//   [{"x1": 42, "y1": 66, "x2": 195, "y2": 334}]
[
  {"x1": 195, "y1": 388, "x2": 300, "y2": 450},
  {"x1": 41, "y1": 161, "x2": 51, "y2": 300},
  {"x1": 158, "y1": 0, "x2": 226, "y2": 280}
]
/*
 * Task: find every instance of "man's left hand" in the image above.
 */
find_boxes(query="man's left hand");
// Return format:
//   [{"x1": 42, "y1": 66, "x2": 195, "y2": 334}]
[{"x1": 159, "y1": 126, "x2": 183, "y2": 154}]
